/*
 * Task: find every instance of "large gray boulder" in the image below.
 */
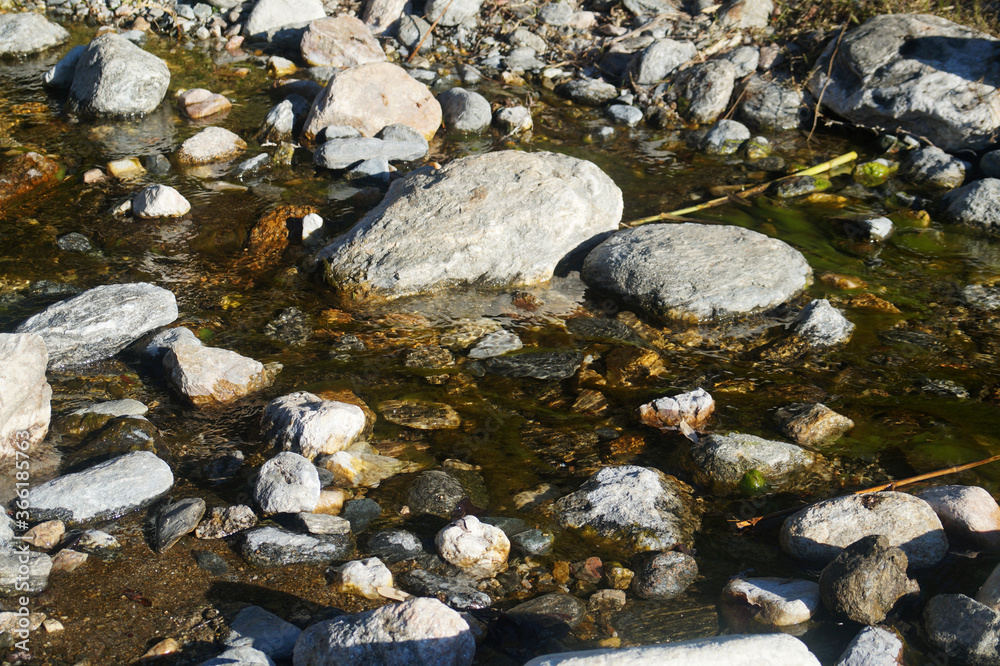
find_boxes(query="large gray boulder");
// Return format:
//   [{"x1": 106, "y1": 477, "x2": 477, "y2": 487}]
[
  {"x1": 319, "y1": 151, "x2": 622, "y2": 301},
  {"x1": 524, "y1": 634, "x2": 820, "y2": 666},
  {"x1": 737, "y1": 76, "x2": 805, "y2": 132},
  {"x1": 942, "y1": 178, "x2": 1000, "y2": 233},
  {"x1": 0, "y1": 334, "x2": 51, "y2": 458},
  {"x1": 807, "y1": 14, "x2": 1000, "y2": 152},
  {"x1": 582, "y1": 223, "x2": 811, "y2": 322},
  {"x1": 293, "y1": 597, "x2": 475, "y2": 666},
  {"x1": 67, "y1": 33, "x2": 170, "y2": 118},
  {"x1": 244, "y1": 0, "x2": 326, "y2": 40},
  {"x1": 780, "y1": 492, "x2": 949, "y2": 569},
  {"x1": 0, "y1": 12, "x2": 69, "y2": 56},
  {"x1": 550, "y1": 465, "x2": 698, "y2": 555},
  {"x1": 924, "y1": 594, "x2": 1000, "y2": 665},
  {"x1": 26, "y1": 451, "x2": 174, "y2": 526},
  {"x1": 15, "y1": 283, "x2": 178, "y2": 368}
]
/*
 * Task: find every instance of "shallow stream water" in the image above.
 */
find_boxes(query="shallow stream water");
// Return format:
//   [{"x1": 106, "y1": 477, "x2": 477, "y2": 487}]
[{"x1": 3, "y1": 25, "x2": 1000, "y2": 665}]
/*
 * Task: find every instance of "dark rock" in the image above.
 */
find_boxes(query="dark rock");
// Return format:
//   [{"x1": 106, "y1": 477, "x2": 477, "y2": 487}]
[
  {"x1": 264, "y1": 307, "x2": 312, "y2": 345},
  {"x1": 924, "y1": 594, "x2": 1000, "y2": 664},
  {"x1": 342, "y1": 498, "x2": 381, "y2": 532},
  {"x1": 235, "y1": 526, "x2": 355, "y2": 567},
  {"x1": 193, "y1": 550, "x2": 229, "y2": 575},
  {"x1": 57, "y1": 233, "x2": 93, "y2": 253},
  {"x1": 367, "y1": 529, "x2": 426, "y2": 563},
  {"x1": 397, "y1": 569, "x2": 492, "y2": 610},
  {"x1": 507, "y1": 593, "x2": 586, "y2": 639},
  {"x1": 630, "y1": 550, "x2": 698, "y2": 600},
  {"x1": 156, "y1": 497, "x2": 207, "y2": 552},
  {"x1": 481, "y1": 352, "x2": 583, "y2": 380},
  {"x1": 407, "y1": 469, "x2": 487, "y2": 518},
  {"x1": 819, "y1": 535, "x2": 912, "y2": 624},
  {"x1": 378, "y1": 400, "x2": 460, "y2": 429}
]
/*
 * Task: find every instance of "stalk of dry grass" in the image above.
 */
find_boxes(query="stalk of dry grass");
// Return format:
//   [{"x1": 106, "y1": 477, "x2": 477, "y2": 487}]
[{"x1": 773, "y1": 0, "x2": 998, "y2": 36}]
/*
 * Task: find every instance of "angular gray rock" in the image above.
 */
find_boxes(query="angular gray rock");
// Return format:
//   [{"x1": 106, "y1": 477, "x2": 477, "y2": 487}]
[
  {"x1": 942, "y1": 178, "x2": 1000, "y2": 233},
  {"x1": 507, "y1": 593, "x2": 586, "y2": 636},
  {"x1": 163, "y1": 334, "x2": 276, "y2": 408},
  {"x1": 807, "y1": 14, "x2": 1000, "y2": 152},
  {"x1": 633, "y1": 39, "x2": 697, "y2": 85},
  {"x1": 0, "y1": 334, "x2": 51, "y2": 458},
  {"x1": 253, "y1": 452, "x2": 321, "y2": 514},
  {"x1": 397, "y1": 569, "x2": 491, "y2": 610},
  {"x1": 630, "y1": 550, "x2": 698, "y2": 600},
  {"x1": 719, "y1": 577, "x2": 820, "y2": 628},
  {"x1": 550, "y1": 465, "x2": 698, "y2": 555},
  {"x1": 702, "y1": 119, "x2": 750, "y2": 155},
  {"x1": 790, "y1": 299, "x2": 855, "y2": 347},
  {"x1": 313, "y1": 136, "x2": 426, "y2": 169},
  {"x1": 774, "y1": 403, "x2": 854, "y2": 446},
  {"x1": 439, "y1": 88, "x2": 492, "y2": 132},
  {"x1": 223, "y1": 606, "x2": 301, "y2": 660},
  {"x1": 834, "y1": 626, "x2": 904, "y2": 666},
  {"x1": 156, "y1": 497, "x2": 207, "y2": 552},
  {"x1": 582, "y1": 223, "x2": 811, "y2": 322},
  {"x1": 235, "y1": 526, "x2": 354, "y2": 567},
  {"x1": 915, "y1": 485, "x2": 1000, "y2": 551},
  {"x1": 0, "y1": 12, "x2": 69, "y2": 57},
  {"x1": 301, "y1": 16, "x2": 386, "y2": 68},
  {"x1": 292, "y1": 597, "x2": 475, "y2": 665},
  {"x1": 244, "y1": 0, "x2": 326, "y2": 39},
  {"x1": 0, "y1": 551, "x2": 51, "y2": 597},
  {"x1": 924, "y1": 594, "x2": 1000, "y2": 665},
  {"x1": 738, "y1": 76, "x2": 805, "y2": 132},
  {"x1": 670, "y1": 60, "x2": 736, "y2": 125},
  {"x1": 425, "y1": 0, "x2": 481, "y2": 26},
  {"x1": 132, "y1": 184, "x2": 191, "y2": 218},
  {"x1": 819, "y1": 535, "x2": 913, "y2": 624},
  {"x1": 200, "y1": 646, "x2": 275, "y2": 666},
  {"x1": 690, "y1": 432, "x2": 824, "y2": 495},
  {"x1": 262, "y1": 392, "x2": 366, "y2": 461},
  {"x1": 15, "y1": 283, "x2": 178, "y2": 368},
  {"x1": 67, "y1": 33, "x2": 170, "y2": 118},
  {"x1": 780, "y1": 492, "x2": 948, "y2": 568},
  {"x1": 468, "y1": 329, "x2": 522, "y2": 358},
  {"x1": 902, "y1": 146, "x2": 966, "y2": 189},
  {"x1": 26, "y1": 451, "x2": 174, "y2": 526},
  {"x1": 524, "y1": 634, "x2": 821, "y2": 666},
  {"x1": 319, "y1": 151, "x2": 622, "y2": 301}
]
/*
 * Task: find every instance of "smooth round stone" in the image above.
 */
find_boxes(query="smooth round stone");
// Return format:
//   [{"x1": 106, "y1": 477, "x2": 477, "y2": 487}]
[
  {"x1": 510, "y1": 529, "x2": 554, "y2": 556},
  {"x1": 261, "y1": 391, "x2": 366, "y2": 461},
  {"x1": 689, "y1": 432, "x2": 822, "y2": 495},
  {"x1": 605, "y1": 104, "x2": 644, "y2": 127},
  {"x1": 507, "y1": 593, "x2": 586, "y2": 639},
  {"x1": 341, "y1": 498, "x2": 381, "y2": 533},
  {"x1": 780, "y1": 492, "x2": 948, "y2": 568},
  {"x1": 438, "y1": 87, "x2": 492, "y2": 132},
  {"x1": 630, "y1": 550, "x2": 698, "y2": 600},
  {"x1": 435, "y1": 515, "x2": 510, "y2": 579},
  {"x1": 720, "y1": 577, "x2": 821, "y2": 628},
  {"x1": 916, "y1": 485, "x2": 1000, "y2": 551},
  {"x1": 301, "y1": 16, "x2": 386, "y2": 69},
  {"x1": 924, "y1": 594, "x2": 1000, "y2": 665},
  {"x1": 0, "y1": 12, "x2": 69, "y2": 56},
  {"x1": 468, "y1": 329, "x2": 522, "y2": 359},
  {"x1": 702, "y1": 119, "x2": 750, "y2": 155},
  {"x1": 331, "y1": 558, "x2": 393, "y2": 599},
  {"x1": 557, "y1": 78, "x2": 618, "y2": 106},
  {"x1": 176, "y1": 126, "x2": 246, "y2": 164},
  {"x1": 133, "y1": 184, "x2": 191, "y2": 218},
  {"x1": 253, "y1": 451, "x2": 321, "y2": 514}
]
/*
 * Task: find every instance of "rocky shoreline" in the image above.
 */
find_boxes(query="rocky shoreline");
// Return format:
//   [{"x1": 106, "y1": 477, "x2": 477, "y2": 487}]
[{"x1": 4, "y1": 0, "x2": 1000, "y2": 663}]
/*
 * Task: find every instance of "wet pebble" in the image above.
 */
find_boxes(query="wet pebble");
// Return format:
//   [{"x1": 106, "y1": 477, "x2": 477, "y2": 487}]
[
  {"x1": 56, "y1": 232, "x2": 93, "y2": 252},
  {"x1": 263, "y1": 307, "x2": 312, "y2": 345},
  {"x1": 482, "y1": 351, "x2": 583, "y2": 380},
  {"x1": 341, "y1": 498, "x2": 381, "y2": 533},
  {"x1": 774, "y1": 403, "x2": 855, "y2": 446},
  {"x1": 379, "y1": 399, "x2": 461, "y2": 429},
  {"x1": 407, "y1": 469, "x2": 487, "y2": 518},
  {"x1": 397, "y1": 568, "x2": 491, "y2": 610},
  {"x1": 924, "y1": 594, "x2": 1000, "y2": 665},
  {"x1": 507, "y1": 592, "x2": 586, "y2": 639}
]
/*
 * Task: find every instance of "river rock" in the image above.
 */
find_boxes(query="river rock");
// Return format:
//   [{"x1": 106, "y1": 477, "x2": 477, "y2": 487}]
[
  {"x1": 235, "y1": 526, "x2": 354, "y2": 566},
  {"x1": 301, "y1": 16, "x2": 386, "y2": 68},
  {"x1": 691, "y1": 432, "x2": 823, "y2": 495},
  {"x1": 902, "y1": 146, "x2": 966, "y2": 189},
  {"x1": 468, "y1": 329, "x2": 522, "y2": 358},
  {"x1": 302, "y1": 62, "x2": 441, "y2": 141},
  {"x1": 791, "y1": 299, "x2": 855, "y2": 347},
  {"x1": 482, "y1": 351, "x2": 583, "y2": 380},
  {"x1": 915, "y1": 485, "x2": 1000, "y2": 551},
  {"x1": 143, "y1": 326, "x2": 201, "y2": 362},
  {"x1": 396, "y1": 14, "x2": 434, "y2": 53},
  {"x1": 924, "y1": 594, "x2": 1000, "y2": 665},
  {"x1": 669, "y1": 60, "x2": 737, "y2": 125},
  {"x1": 819, "y1": 535, "x2": 913, "y2": 624},
  {"x1": 362, "y1": 0, "x2": 408, "y2": 35},
  {"x1": 633, "y1": 38, "x2": 697, "y2": 85},
  {"x1": 341, "y1": 498, "x2": 381, "y2": 532},
  {"x1": 780, "y1": 492, "x2": 948, "y2": 568},
  {"x1": 0, "y1": 333, "x2": 51, "y2": 458},
  {"x1": 494, "y1": 105, "x2": 532, "y2": 134},
  {"x1": 295, "y1": 513, "x2": 351, "y2": 536},
  {"x1": 977, "y1": 563, "x2": 1000, "y2": 610},
  {"x1": 156, "y1": 497, "x2": 207, "y2": 552},
  {"x1": 16, "y1": 283, "x2": 177, "y2": 368},
  {"x1": 943, "y1": 178, "x2": 1000, "y2": 233},
  {"x1": 320, "y1": 150, "x2": 620, "y2": 300},
  {"x1": 22, "y1": 520, "x2": 64, "y2": 550},
  {"x1": 638, "y1": 388, "x2": 714, "y2": 432},
  {"x1": 254, "y1": 452, "x2": 321, "y2": 514},
  {"x1": 550, "y1": 465, "x2": 698, "y2": 554},
  {"x1": 524, "y1": 634, "x2": 821, "y2": 666},
  {"x1": 26, "y1": 451, "x2": 173, "y2": 525},
  {"x1": 835, "y1": 626, "x2": 904, "y2": 666},
  {"x1": 164, "y1": 335, "x2": 276, "y2": 407},
  {"x1": 0, "y1": 551, "x2": 51, "y2": 597},
  {"x1": 244, "y1": 0, "x2": 326, "y2": 40},
  {"x1": 808, "y1": 14, "x2": 1000, "y2": 152},
  {"x1": 293, "y1": 597, "x2": 475, "y2": 665},
  {"x1": 43, "y1": 44, "x2": 86, "y2": 90},
  {"x1": 323, "y1": 451, "x2": 402, "y2": 488},
  {"x1": 507, "y1": 593, "x2": 586, "y2": 639},
  {"x1": 774, "y1": 403, "x2": 854, "y2": 446},
  {"x1": 435, "y1": 515, "x2": 510, "y2": 578},
  {"x1": 397, "y1": 569, "x2": 491, "y2": 610},
  {"x1": 133, "y1": 184, "x2": 191, "y2": 218},
  {"x1": 331, "y1": 557, "x2": 393, "y2": 599},
  {"x1": 223, "y1": 606, "x2": 301, "y2": 659},
  {"x1": 177, "y1": 127, "x2": 247, "y2": 165},
  {"x1": 367, "y1": 529, "x2": 426, "y2": 563},
  {"x1": 62, "y1": 400, "x2": 148, "y2": 434},
  {"x1": 178, "y1": 89, "x2": 232, "y2": 119},
  {"x1": 262, "y1": 392, "x2": 366, "y2": 461},
  {"x1": 0, "y1": 152, "x2": 61, "y2": 207},
  {"x1": 439, "y1": 88, "x2": 492, "y2": 132},
  {"x1": 719, "y1": 577, "x2": 820, "y2": 628},
  {"x1": 702, "y1": 119, "x2": 749, "y2": 155},
  {"x1": 407, "y1": 469, "x2": 487, "y2": 518},
  {"x1": 379, "y1": 400, "x2": 460, "y2": 429},
  {"x1": 425, "y1": 0, "x2": 481, "y2": 25},
  {"x1": 195, "y1": 505, "x2": 258, "y2": 539},
  {"x1": 582, "y1": 223, "x2": 811, "y2": 322},
  {"x1": 556, "y1": 78, "x2": 618, "y2": 106},
  {"x1": 737, "y1": 76, "x2": 805, "y2": 132},
  {"x1": 201, "y1": 646, "x2": 275, "y2": 666},
  {"x1": 68, "y1": 33, "x2": 170, "y2": 117},
  {"x1": 0, "y1": 12, "x2": 68, "y2": 56},
  {"x1": 313, "y1": 136, "x2": 426, "y2": 169},
  {"x1": 630, "y1": 550, "x2": 698, "y2": 600}
]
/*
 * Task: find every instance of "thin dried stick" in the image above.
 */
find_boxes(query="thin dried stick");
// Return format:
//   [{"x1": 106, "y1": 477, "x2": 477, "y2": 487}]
[
  {"x1": 808, "y1": 22, "x2": 849, "y2": 143},
  {"x1": 406, "y1": 0, "x2": 456, "y2": 63},
  {"x1": 731, "y1": 452, "x2": 1000, "y2": 531}
]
